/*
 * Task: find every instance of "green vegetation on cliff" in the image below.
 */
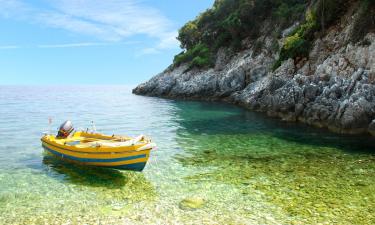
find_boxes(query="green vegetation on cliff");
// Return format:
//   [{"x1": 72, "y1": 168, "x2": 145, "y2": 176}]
[
  {"x1": 274, "y1": 0, "x2": 375, "y2": 69},
  {"x1": 174, "y1": 43, "x2": 214, "y2": 69},
  {"x1": 273, "y1": 9, "x2": 318, "y2": 70},
  {"x1": 174, "y1": 0, "x2": 375, "y2": 70},
  {"x1": 174, "y1": 0, "x2": 307, "y2": 68}
]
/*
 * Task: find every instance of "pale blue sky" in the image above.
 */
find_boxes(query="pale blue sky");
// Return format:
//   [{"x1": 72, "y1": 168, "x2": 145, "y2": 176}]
[{"x1": 0, "y1": 0, "x2": 214, "y2": 85}]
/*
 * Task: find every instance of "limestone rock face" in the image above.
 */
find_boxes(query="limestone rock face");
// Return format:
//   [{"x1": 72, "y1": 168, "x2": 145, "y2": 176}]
[
  {"x1": 133, "y1": 26, "x2": 375, "y2": 136},
  {"x1": 133, "y1": 48, "x2": 274, "y2": 100},
  {"x1": 232, "y1": 67, "x2": 375, "y2": 134}
]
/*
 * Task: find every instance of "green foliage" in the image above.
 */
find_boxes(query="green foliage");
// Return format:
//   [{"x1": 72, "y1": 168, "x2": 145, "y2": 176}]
[
  {"x1": 191, "y1": 56, "x2": 212, "y2": 68},
  {"x1": 173, "y1": 43, "x2": 213, "y2": 69},
  {"x1": 280, "y1": 34, "x2": 310, "y2": 58},
  {"x1": 175, "y1": 0, "x2": 373, "y2": 71},
  {"x1": 274, "y1": 1, "x2": 306, "y2": 24},
  {"x1": 273, "y1": 9, "x2": 319, "y2": 70},
  {"x1": 177, "y1": 21, "x2": 200, "y2": 49},
  {"x1": 175, "y1": 0, "x2": 307, "y2": 70},
  {"x1": 291, "y1": 10, "x2": 319, "y2": 38},
  {"x1": 272, "y1": 0, "x2": 371, "y2": 70},
  {"x1": 272, "y1": 59, "x2": 283, "y2": 71},
  {"x1": 222, "y1": 12, "x2": 242, "y2": 31},
  {"x1": 212, "y1": 32, "x2": 232, "y2": 51},
  {"x1": 176, "y1": 0, "x2": 374, "y2": 71},
  {"x1": 173, "y1": 51, "x2": 187, "y2": 66}
]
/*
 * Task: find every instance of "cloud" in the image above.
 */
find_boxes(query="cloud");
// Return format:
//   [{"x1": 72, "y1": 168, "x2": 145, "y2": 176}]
[
  {"x1": 0, "y1": 41, "x2": 141, "y2": 50},
  {"x1": 37, "y1": 42, "x2": 111, "y2": 48},
  {"x1": 37, "y1": 12, "x2": 113, "y2": 40},
  {"x1": 0, "y1": 0, "x2": 179, "y2": 52},
  {"x1": 0, "y1": 0, "x2": 31, "y2": 18},
  {"x1": 37, "y1": 41, "x2": 140, "y2": 49},
  {"x1": 157, "y1": 31, "x2": 179, "y2": 49},
  {"x1": 0, "y1": 45, "x2": 20, "y2": 49},
  {"x1": 135, "y1": 47, "x2": 161, "y2": 57}
]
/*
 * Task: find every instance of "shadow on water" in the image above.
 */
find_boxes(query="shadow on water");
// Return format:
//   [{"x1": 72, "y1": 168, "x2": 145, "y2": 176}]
[
  {"x1": 173, "y1": 100, "x2": 375, "y2": 154},
  {"x1": 42, "y1": 155, "x2": 129, "y2": 188}
]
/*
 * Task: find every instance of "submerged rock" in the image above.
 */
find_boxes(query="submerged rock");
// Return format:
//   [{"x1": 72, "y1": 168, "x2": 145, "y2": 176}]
[{"x1": 179, "y1": 197, "x2": 205, "y2": 210}]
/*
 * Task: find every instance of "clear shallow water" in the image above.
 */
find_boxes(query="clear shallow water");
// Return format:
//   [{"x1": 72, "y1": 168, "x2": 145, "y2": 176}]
[{"x1": 0, "y1": 85, "x2": 374, "y2": 224}]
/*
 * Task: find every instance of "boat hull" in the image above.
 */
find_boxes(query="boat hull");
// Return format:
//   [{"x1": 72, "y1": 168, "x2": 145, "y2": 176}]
[{"x1": 42, "y1": 142, "x2": 150, "y2": 172}]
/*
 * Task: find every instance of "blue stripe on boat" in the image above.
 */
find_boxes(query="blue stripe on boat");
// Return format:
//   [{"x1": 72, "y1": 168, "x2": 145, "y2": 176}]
[
  {"x1": 43, "y1": 145, "x2": 146, "y2": 163},
  {"x1": 44, "y1": 141, "x2": 149, "y2": 154}
]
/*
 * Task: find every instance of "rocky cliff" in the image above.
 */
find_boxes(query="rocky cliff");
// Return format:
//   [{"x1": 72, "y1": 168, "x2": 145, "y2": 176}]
[{"x1": 134, "y1": 0, "x2": 375, "y2": 136}]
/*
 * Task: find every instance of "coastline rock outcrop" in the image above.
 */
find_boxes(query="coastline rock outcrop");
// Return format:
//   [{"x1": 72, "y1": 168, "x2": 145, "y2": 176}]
[{"x1": 134, "y1": 12, "x2": 375, "y2": 136}]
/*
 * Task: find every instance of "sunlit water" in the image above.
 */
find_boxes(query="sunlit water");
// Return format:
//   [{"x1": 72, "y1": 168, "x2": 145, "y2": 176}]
[{"x1": 0, "y1": 86, "x2": 374, "y2": 224}]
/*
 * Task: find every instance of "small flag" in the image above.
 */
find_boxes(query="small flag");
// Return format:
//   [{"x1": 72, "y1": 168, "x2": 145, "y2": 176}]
[{"x1": 48, "y1": 117, "x2": 52, "y2": 125}]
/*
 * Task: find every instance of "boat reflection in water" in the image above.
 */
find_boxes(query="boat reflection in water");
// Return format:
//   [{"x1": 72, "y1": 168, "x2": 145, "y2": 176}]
[{"x1": 42, "y1": 154, "x2": 129, "y2": 188}]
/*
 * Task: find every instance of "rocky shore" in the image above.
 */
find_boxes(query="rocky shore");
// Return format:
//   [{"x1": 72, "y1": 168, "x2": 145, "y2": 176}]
[{"x1": 134, "y1": 14, "x2": 375, "y2": 136}]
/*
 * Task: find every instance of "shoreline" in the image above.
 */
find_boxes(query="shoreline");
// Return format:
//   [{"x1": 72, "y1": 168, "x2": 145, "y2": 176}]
[
  {"x1": 132, "y1": 91, "x2": 375, "y2": 138},
  {"x1": 133, "y1": 0, "x2": 375, "y2": 139}
]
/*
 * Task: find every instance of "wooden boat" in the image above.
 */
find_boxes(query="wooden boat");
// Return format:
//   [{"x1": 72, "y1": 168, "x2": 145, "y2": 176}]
[{"x1": 41, "y1": 121, "x2": 155, "y2": 172}]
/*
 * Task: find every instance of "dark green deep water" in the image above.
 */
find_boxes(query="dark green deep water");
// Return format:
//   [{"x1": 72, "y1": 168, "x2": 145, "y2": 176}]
[{"x1": 0, "y1": 86, "x2": 374, "y2": 224}]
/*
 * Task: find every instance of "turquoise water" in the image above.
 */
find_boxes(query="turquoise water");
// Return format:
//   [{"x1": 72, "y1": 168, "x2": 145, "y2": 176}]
[{"x1": 0, "y1": 86, "x2": 374, "y2": 224}]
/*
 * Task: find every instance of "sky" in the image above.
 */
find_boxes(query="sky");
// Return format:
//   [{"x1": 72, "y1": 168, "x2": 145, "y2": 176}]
[{"x1": 0, "y1": 0, "x2": 214, "y2": 85}]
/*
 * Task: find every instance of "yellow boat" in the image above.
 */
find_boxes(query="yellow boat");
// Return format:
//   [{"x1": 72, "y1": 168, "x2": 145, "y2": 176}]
[{"x1": 41, "y1": 121, "x2": 156, "y2": 172}]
